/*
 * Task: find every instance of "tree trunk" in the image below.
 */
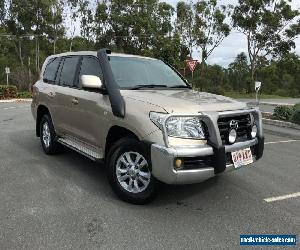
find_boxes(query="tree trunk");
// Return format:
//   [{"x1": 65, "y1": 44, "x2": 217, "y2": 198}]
[
  {"x1": 35, "y1": 38, "x2": 37, "y2": 71},
  {"x1": 18, "y1": 40, "x2": 23, "y2": 66},
  {"x1": 247, "y1": 34, "x2": 255, "y2": 94},
  {"x1": 28, "y1": 57, "x2": 32, "y2": 91},
  {"x1": 69, "y1": 40, "x2": 73, "y2": 52},
  {"x1": 249, "y1": 63, "x2": 255, "y2": 94},
  {"x1": 199, "y1": 61, "x2": 205, "y2": 91},
  {"x1": 54, "y1": 38, "x2": 56, "y2": 54},
  {"x1": 13, "y1": 41, "x2": 22, "y2": 66},
  {"x1": 35, "y1": 37, "x2": 39, "y2": 72},
  {"x1": 37, "y1": 39, "x2": 40, "y2": 72}
]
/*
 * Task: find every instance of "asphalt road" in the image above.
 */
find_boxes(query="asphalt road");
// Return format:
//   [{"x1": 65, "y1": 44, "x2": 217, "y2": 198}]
[{"x1": 0, "y1": 102, "x2": 299, "y2": 250}]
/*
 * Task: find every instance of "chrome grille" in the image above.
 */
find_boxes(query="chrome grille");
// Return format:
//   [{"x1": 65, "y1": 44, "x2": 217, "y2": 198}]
[{"x1": 218, "y1": 114, "x2": 252, "y2": 144}]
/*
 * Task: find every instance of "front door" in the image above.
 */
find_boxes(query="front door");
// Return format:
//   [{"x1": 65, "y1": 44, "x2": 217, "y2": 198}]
[{"x1": 63, "y1": 55, "x2": 111, "y2": 150}]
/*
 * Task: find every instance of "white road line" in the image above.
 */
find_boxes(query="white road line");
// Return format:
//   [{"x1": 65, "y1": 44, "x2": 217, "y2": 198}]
[
  {"x1": 3, "y1": 107, "x2": 16, "y2": 110},
  {"x1": 2, "y1": 105, "x2": 28, "y2": 110},
  {"x1": 264, "y1": 192, "x2": 300, "y2": 203},
  {"x1": 265, "y1": 140, "x2": 300, "y2": 145}
]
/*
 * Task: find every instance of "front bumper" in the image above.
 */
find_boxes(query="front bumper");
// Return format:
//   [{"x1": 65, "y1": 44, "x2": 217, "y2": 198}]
[
  {"x1": 150, "y1": 108, "x2": 264, "y2": 184},
  {"x1": 151, "y1": 136, "x2": 264, "y2": 184}
]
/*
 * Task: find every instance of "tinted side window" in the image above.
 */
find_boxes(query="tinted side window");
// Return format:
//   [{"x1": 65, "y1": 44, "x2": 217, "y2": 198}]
[
  {"x1": 43, "y1": 57, "x2": 61, "y2": 83},
  {"x1": 79, "y1": 56, "x2": 103, "y2": 87},
  {"x1": 60, "y1": 56, "x2": 80, "y2": 87},
  {"x1": 55, "y1": 58, "x2": 64, "y2": 85}
]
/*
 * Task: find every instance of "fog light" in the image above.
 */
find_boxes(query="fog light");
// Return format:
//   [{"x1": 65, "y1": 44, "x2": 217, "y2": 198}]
[
  {"x1": 228, "y1": 129, "x2": 237, "y2": 144},
  {"x1": 251, "y1": 124, "x2": 258, "y2": 138},
  {"x1": 174, "y1": 159, "x2": 183, "y2": 169}
]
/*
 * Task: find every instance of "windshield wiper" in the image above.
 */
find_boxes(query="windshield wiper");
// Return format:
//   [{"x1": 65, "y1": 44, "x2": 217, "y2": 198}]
[
  {"x1": 170, "y1": 85, "x2": 192, "y2": 89},
  {"x1": 130, "y1": 84, "x2": 168, "y2": 90}
]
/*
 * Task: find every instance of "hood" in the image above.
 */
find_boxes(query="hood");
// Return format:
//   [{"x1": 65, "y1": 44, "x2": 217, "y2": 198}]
[{"x1": 121, "y1": 89, "x2": 247, "y2": 113}]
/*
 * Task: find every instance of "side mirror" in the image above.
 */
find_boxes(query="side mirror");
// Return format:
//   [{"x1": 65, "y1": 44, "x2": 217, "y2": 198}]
[{"x1": 81, "y1": 75, "x2": 103, "y2": 89}]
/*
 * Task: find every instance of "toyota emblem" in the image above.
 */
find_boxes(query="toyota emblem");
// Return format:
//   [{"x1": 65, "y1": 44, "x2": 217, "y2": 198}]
[{"x1": 229, "y1": 120, "x2": 239, "y2": 129}]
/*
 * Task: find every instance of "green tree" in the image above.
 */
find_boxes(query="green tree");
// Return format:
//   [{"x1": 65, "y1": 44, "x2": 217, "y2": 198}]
[
  {"x1": 176, "y1": 1, "x2": 197, "y2": 57},
  {"x1": 194, "y1": 0, "x2": 230, "y2": 89},
  {"x1": 94, "y1": 1, "x2": 109, "y2": 48},
  {"x1": 276, "y1": 53, "x2": 300, "y2": 96},
  {"x1": 7, "y1": 0, "x2": 64, "y2": 71},
  {"x1": 94, "y1": 0, "x2": 178, "y2": 64},
  {"x1": 195, "y1": 1, "x2": 230, "y2": 64},
  {"x1": 49, "y1": 1, "x2": 64, "y2": 54},
  {"x1": 68, "y1": 0, "x2": 94, "y2": 41},
  {"x1": 228, "y1": 52, "x2": 249, "y2": 92},
  {"x1": 0, "y1": 0, "x2": 5, "y2": 24},
  {"x1": 232, "y1": 0, "x2": 300, "y2": 84}
]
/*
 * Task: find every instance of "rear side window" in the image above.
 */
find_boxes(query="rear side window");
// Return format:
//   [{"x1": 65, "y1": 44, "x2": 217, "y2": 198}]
[
  {"x1": 59, "y1": 56, "x2": 80, "y2": 87},
  {"x1": 79, "y1": 56, "x2": 103, "y2": 87},
  {"x1": 43, "y1": 57, "x2": 61, "y2": 83},
  {"x1": 55, "y1": 58, "x2": 64, "y2": 85}
]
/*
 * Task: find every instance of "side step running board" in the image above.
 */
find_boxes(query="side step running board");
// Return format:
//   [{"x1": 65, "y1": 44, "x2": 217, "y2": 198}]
[{"x1": 58, "y1": 137, "x2": 103, "y2": 161}]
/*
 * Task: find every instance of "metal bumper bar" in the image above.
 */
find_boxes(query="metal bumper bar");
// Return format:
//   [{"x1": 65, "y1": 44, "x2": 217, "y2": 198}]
[{"x1": 150, "y1": 136, "x2": 264, "y2": 185}]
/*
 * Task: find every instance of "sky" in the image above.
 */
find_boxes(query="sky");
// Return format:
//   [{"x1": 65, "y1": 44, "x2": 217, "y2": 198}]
[{"x1": 166, "y1": 0, "x2": 300, "y2": 67}]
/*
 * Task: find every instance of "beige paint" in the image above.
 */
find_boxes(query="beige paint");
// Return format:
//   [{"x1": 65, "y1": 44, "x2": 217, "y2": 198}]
[{"x1": 32, "y1": 51, "x2": 247, "y2": 158}]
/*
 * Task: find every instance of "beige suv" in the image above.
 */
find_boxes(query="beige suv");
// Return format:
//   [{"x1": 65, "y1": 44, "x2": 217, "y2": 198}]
[{"x1": 31, "y1": 49, "x2": 264, "y2": 204}]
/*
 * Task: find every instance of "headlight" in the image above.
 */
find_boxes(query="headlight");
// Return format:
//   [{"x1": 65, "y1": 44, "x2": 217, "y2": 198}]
[
  {"x1": 149, "y1": 112, "x2": 167, "y2": 130},
  {"x1": 166, "y1": 116, "x2": 206, "y2": 139},
  {"x1": 149, "y1": 112, "x2": 206, "y2": 139}
]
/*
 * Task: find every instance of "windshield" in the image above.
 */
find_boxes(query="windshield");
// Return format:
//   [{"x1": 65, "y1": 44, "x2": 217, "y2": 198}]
[{"x1": 109, "y1": 56, "x2": 188, "y2": 89}]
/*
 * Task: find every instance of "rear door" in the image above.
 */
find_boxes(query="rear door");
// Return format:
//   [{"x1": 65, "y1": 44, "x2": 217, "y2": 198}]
[
  {"x1": 54, "y1": 56, "x2": 81, "y2": 136},
  {"x1": 40, "y1": 57, "x2": 61, "y2": 129}
]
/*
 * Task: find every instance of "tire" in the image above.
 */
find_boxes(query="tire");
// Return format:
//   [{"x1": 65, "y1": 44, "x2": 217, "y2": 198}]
[
  {"x1": 39, "y1": 114, "x2": 62, "y2": 155},
  {"x1": 106, "y1": 137, "x2": 159, "y2": 204}
]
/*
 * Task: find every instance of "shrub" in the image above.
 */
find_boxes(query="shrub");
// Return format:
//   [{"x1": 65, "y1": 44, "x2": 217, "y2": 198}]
[
  {"x1": 293, "y1": 102, "x2": 300, "y2": 112},
  {"x1": 205, "y1": 85, "x2": 225, "y2": 96},
  {"x1": 0, "y1": 85, "x2": 18, "y2": 99},
  {"x1": 272, "y1": 105, "x2": 293, "y2": 121},
  {"x1": 291, "y1": 110, "x2": 300, "y2": 125},
  {"x1": 274, "y1": 89, "x2": 290, "y2": 97},
  {"x1": 11, "y1": 66, "x2": 35, "y2": 91},
  {"x1": 17, "y1": 91, "x2": 32, "y2": 98}
]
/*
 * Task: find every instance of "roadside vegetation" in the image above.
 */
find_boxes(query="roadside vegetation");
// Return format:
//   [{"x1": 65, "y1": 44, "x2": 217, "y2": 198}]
[
  {"x1": 272, "y1": 103, "x2": 300, "y2": 125},
  {"x1": 0, "y1": 85, "x2": 17, "y2": 99},
  {"x1": 223, "y1": 92, "x2": 291, "y2": 100},
  {"x1": 0, "y1": 0, "x2": 299, "y2": 97}
]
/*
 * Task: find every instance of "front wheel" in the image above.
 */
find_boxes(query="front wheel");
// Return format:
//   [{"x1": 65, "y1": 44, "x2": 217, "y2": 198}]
[{"x1": 106, "y1": 138, "x2": 159, "y2": 204}]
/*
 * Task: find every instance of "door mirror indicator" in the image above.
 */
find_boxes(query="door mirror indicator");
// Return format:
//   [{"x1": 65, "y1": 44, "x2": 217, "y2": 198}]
[{"x1": 81, "y1": 75, "x2": 103, "y2": 89}]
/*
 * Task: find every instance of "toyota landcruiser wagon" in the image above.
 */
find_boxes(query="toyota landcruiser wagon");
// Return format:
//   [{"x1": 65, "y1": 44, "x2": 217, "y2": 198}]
[{"x1": 31, "y1": 49, "x2": 264, "y2": 204}]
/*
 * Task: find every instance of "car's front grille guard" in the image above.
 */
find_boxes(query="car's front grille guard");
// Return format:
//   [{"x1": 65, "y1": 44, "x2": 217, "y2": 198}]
[{"x1": 161, "y1": 109, "x2": 263, "y2": 148}]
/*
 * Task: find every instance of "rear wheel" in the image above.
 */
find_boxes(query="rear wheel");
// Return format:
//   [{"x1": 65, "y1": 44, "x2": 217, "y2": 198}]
[
  {"x1": 106, "y1": 138, "x2": 159, "y2": 204},
  {"x1": 39, "y1": 114, "x2": 61, "y2": 154}
]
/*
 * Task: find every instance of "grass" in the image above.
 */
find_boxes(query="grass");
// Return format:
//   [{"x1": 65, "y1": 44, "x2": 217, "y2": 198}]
[
  {"x1": 17, "y1": 91, "x2": 32, "y2": 98},
  {"x1": 223, "y1": 91, "x2": 292, "y2": 99}
]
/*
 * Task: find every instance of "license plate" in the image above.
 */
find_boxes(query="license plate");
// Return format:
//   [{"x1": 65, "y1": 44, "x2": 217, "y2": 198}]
[{"x1": 231, "y1": 148, "x2": 253, "y2": 168}]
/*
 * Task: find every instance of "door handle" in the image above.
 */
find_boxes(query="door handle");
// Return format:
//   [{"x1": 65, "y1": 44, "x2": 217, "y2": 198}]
[{"x1": 72, "y1": 98, "x2": 79, "y2": 105}]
